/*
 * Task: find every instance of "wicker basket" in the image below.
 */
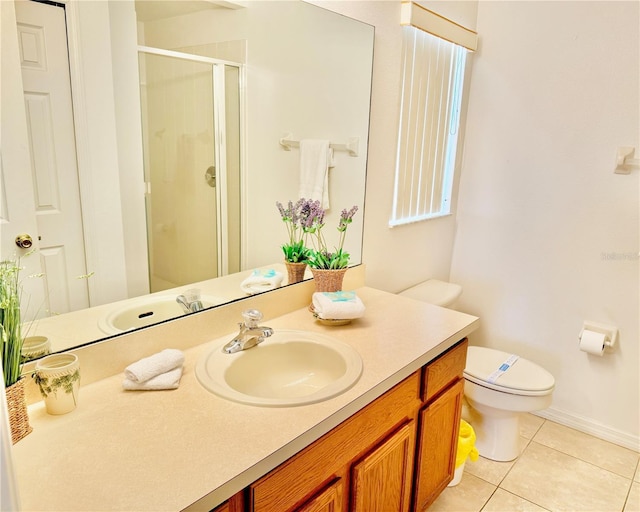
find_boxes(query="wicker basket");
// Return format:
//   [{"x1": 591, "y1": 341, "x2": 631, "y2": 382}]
[
  {"x1": 310, "y1": 268, "x2": 348, "y2": 293},
  {"x1": 6, "y1": 378, "x2": 32, "y2": 444},
  {"x1": 284, "y1": 261, "x2": 307, "y2": 284}
]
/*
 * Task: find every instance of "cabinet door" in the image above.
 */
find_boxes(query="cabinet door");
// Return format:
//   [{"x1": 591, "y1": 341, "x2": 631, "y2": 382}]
[
  {"x1": 413, "y1": 379, "x2": 464, "y2": 512},
  {"x1": 351, "y1": 422, "x2": 416, "y2": 512},
  {"x1": 298, "y1": 479, "x2": 344, "y2": 512}
]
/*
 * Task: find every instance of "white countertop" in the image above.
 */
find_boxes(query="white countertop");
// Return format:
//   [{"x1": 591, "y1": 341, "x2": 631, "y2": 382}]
[{"x1": 12, "y1": 287, "x2": 479, "y2": 511}]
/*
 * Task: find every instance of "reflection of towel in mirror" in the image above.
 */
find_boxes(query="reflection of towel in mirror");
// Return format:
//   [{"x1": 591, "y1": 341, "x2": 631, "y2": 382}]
[
  {"x1": 298, "y1": 139, "x2": 333, "y2": 209},
  {"x1": 124, "y1": 348, "x2": 185, "y2": 383},
  {"x1": 122, "y1": 367, "x2": 183, "y2": 391},
  {"x1": 312, "y1": 291, "x2": 365, "y2": 320},
  {"x1": 241, "y1": 269, "x2": 284, "y2": 295}
]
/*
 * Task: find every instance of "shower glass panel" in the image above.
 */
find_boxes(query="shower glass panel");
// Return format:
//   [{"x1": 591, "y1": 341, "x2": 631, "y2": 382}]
[{"x1": 138, "y1": 50, "x2": 241, "y2": 292}]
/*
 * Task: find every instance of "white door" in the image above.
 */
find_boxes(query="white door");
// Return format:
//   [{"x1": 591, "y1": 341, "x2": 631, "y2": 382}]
[{"x1": 12, "y1": 0, "x2": 89, "y2": 318}]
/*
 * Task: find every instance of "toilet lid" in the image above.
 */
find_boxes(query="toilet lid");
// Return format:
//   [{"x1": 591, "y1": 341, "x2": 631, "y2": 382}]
[{"x1": 464, "y1": 346, "x2": 555, "y2": 396}]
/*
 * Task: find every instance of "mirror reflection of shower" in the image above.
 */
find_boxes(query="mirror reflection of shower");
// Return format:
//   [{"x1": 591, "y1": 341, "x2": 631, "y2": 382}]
[{"x1": 138, "y1": 47, "x2": 242, "y2": 293}]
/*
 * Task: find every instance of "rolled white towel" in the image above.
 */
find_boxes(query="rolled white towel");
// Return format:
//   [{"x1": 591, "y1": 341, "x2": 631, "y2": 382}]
[
  {"x1": 312, "y1": 291, "x2": 366, "y2": 320},
  {"x1": 241, "y1": 269, "x2": 284, "y2": 295},
  {"x1": 124, "y1": 348, "x2": 184, "y2": 383},
  {"x1": 122, "y1": 367, "x2": 183, "y2": 391}
]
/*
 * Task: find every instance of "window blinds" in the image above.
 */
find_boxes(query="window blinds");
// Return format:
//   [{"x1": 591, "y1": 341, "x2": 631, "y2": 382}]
[{"x1": 390, "y1": 27, "x2": 467, "y2": 226}]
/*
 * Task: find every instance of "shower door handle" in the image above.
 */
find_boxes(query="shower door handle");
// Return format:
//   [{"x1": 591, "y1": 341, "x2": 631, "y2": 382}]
[{"x1": 205, "y1": 166, "x2": 216, "y2": 188}]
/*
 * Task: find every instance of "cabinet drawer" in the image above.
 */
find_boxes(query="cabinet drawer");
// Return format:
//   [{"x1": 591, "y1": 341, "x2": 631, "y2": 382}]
[{"x1": 422, "y1": 339, "x2": 467, "y2": 402}]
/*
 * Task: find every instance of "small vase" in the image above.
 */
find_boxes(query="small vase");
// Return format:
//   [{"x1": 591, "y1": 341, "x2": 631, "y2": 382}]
[
  {"x1": 310, "y1": 268, "x2": 348, "y2": 293},
  {"x1": 34, "y1": 353, "x2": 80, "y2": 415},
  {"x1": 285, "y1": 261, "x2": 308, "y2": 284},
  {"x1": 21, "y1": 336, "x2": 51, "y2": 363},
  {"x1": 5, "y1": 378, "x2": 32, "y2": 444}
]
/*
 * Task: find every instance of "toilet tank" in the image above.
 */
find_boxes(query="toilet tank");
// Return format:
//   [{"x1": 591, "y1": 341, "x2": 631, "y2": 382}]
[{"x1": 398, "y1": 279, "x2": 462, "y2": 308}]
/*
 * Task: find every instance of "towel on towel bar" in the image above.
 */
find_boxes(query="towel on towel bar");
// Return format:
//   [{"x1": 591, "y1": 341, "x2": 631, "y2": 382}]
[{"x1": 298, "y1": 139, "x2": 333, "y2": 209}]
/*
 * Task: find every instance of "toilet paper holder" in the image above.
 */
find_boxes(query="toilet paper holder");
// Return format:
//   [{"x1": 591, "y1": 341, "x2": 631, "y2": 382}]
[{"x1": 579, "y1": 321, "x2": 618, "y2": 349}]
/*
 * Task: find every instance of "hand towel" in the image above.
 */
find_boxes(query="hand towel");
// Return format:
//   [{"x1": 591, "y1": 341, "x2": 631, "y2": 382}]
[
  {"x1": 298, "y1": 139, "x2": 331, "y2": 209},
  {"x1": 312, "y1": 291, "x2": 366, "y2": 320},
  {"x1": 240, "y1": 269, "x2": 284, "y2": 295},
  {"x1": 122, "y1": 366, "x2": 183, "y2": 391},
  {"x1": 124, "y1": 348, "x2": 185, "y2": 383}
]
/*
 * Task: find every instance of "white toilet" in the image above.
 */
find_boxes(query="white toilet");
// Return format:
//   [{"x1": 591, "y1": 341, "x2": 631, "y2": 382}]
[{"x1": 398, "y1": 279, "x2": 555, "y2": 462}]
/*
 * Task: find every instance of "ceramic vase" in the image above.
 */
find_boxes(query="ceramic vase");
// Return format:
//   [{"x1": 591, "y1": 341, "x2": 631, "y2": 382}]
[
  {"x1": 5, "y1": 378, "x2": 32, "y2": 444},
  {"x1": 285, "y1": 261, "x2": 307, "y2": 284},
  {"x1": 34, "y1": 353, "x2": 80, "y2": 415},
  {"x1": 310, "y1": 268, "x2": 348, "y2": 293},
  {"x1": 21, "y1": 336, "x2": 51, "y2": 362}
]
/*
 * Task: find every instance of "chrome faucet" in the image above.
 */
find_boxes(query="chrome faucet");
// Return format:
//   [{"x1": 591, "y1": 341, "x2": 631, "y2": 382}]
[
  {"x1": 223, "y1": 309, "x2": 273, "y2": 354},
  {"x1": 176, "y1": 289, "x2": 204, "y2": 314}
]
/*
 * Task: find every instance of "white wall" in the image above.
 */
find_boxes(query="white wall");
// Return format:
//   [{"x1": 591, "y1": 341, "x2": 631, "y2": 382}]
[{"x1": 450, "y1": 1, "x2": 639, "y2": 448}]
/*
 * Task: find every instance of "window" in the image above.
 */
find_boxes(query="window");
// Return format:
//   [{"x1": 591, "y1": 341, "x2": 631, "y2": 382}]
[{"x1": 390, "y1": 24, "x2": 470, "y2": 226}]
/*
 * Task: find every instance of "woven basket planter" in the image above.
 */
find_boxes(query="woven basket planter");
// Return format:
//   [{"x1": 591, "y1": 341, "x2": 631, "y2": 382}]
[
  {"x1": 6, "y1": 378, "x2": 32, "y2": 444},
  {"x1": 284, "y1": 261, "x2": 308, "y2": 284},
  {"x1": 310, "y1": 268, "x2": 348, "y2": 293}
]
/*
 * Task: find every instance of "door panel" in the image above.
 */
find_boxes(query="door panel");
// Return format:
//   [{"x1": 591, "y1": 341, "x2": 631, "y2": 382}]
[{"x1": 15, "y1": 0, "x2": 89, "y2": 316}]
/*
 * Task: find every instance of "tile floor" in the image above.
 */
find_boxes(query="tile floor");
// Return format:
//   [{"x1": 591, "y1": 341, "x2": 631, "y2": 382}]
[{"x1": 430, "y1": 414, "x2": 640, "y2": 512}]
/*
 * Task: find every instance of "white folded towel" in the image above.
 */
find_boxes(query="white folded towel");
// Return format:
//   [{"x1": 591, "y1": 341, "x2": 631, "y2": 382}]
[
  {"x1": 298, "y1": 139, "x2": 331, "y2": 209},
  {"x1": 241, "y1": 269, "x2": 284, "y2": 295},
  {"x1": 312, "y1": 291, "x2": 366, "y2": 320},
  {"x1": 122, "y1": 367, "x2": 183, "y2": 391},
  {"x1": 124, "y1": 348, "x2": 185, "y2": 383}
]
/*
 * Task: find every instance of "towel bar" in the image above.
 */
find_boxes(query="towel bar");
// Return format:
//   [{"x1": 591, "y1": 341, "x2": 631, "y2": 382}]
[{"x1": 279, "y1": 134, "x2": 359, "y2": 157}]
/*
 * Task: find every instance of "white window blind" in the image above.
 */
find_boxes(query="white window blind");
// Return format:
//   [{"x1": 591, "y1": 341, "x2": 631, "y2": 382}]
[{"x1": 390, "y1": 27, "x2": 468, "y2": 227}]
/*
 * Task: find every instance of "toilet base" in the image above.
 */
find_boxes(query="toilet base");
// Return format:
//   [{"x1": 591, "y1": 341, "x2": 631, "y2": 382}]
[{"x1": 465, "y1": 402, "x2": 521, "y2": 462}]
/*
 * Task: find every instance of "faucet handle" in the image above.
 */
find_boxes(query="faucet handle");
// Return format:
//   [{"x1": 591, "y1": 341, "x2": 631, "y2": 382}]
[{"x1": 242, "y1": 309, "x2": 263, "y2": 327}]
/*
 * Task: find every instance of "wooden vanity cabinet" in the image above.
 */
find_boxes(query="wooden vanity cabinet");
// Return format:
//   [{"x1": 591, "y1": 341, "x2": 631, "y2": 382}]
[
  {"x1": 234, "y1": 339, "x2": 467, "y2": 512},
  {"x1": 413, "y1": 340, "x2": 467, "y2": 511}
]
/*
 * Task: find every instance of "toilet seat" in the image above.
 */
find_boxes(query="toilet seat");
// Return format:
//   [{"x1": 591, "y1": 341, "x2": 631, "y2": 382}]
[{"x1": 464, "y1": 346, "x2": 555, "y2": 397}]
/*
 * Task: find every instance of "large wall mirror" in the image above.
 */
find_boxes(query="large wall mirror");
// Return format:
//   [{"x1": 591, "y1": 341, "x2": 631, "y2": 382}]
[{"x1": 0, "y1": 0, "x2": 374, "y2": 357}]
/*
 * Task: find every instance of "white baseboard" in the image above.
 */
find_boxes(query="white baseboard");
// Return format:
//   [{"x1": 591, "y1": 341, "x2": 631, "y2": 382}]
[{"x1": 534, "y1": 407, "x2": 640, "y2": 453}]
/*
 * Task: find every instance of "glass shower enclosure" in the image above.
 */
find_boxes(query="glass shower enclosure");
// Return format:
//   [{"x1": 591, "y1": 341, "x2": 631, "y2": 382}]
[{"x1": 138, "y1": 47, "x2": 241, "y2": 292}]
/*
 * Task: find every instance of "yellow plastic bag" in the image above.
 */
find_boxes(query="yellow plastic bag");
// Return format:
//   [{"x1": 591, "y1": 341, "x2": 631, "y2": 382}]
[{"x1": 455, "y1": 420, "x2": 479, "y2": 469}]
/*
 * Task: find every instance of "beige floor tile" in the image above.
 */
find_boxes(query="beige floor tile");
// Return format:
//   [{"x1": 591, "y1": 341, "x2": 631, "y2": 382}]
[
  {"x1": 533, "y1": 421, "x2": 639, "y2": 479},
  {"x1": 635, "y1": 463, "x2": 640, "y2": 483},
  {"x1": 520, "y1": 413, "x2": 545, "y2": 440},
  {"x1": 482, "y1": 488, "x2": 550, "y2": 512},
  {"x1": 428, "y1": 473, "x2": 495, "y2": 512},
  {"x1": 465, "y1": 436, "x2": 530, "y2": 485},
  {"x1": 501, "y1": 442, "x2": 630, "y2": 512},
  {"x1": 465, "y1": 453, "x2": 516, "y2": 486},
  {"x1": 625, "y1": 481, "x2": 640, "y2": 512}
]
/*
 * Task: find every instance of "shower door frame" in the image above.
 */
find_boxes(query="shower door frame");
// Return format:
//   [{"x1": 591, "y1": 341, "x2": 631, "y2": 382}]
[{"x1": 137, "y1": 46, "x2": 245, "y2": 280}]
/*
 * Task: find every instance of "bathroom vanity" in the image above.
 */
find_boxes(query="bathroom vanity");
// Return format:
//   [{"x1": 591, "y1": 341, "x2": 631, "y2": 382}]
[{"x1": 11, "y1": 286, "x2": 478, "y2": 511}]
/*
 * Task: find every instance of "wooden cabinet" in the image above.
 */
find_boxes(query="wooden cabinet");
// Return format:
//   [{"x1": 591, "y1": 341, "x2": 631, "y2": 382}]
[
  {"x1": 413, "y1": 380, "x2": 464, "y2": 511},
  {"x1": 243, "y1": 339, "x2": 468, "y2": 512},
  {"x1": 250, "y1": 372, "x2": 421, "y2": 512},
  {"x1": 351, "y1": 421, "x2": 415, "y2": 512},
  {"x1": 413, "y1": 340, "x2": 467, "y2": 511},
  {"x1": 298, "y1": 479, "x2": 344, "y2": 512}
]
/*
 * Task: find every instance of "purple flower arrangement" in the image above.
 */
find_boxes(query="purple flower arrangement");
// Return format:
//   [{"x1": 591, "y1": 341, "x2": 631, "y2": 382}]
[{"x1": 276, "y1": 199, "x2": 358, "y2": 270}]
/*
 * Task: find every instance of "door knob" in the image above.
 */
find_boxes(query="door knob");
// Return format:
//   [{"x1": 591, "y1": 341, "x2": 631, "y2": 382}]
[{"x1": 15, "y1": 234, "x2": 33, "y2": 249}]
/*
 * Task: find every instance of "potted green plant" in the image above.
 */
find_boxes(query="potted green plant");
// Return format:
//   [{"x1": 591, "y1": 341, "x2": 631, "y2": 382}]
[
  {"x1": 303, "y1": 201, "x2": 359, "y2": 292},
  {"x1": 1, "y1": 258, "x2": 32, "y2": 443},
  {"x1": 276, "y1": 199, "x2": 312, "y2": 284}
]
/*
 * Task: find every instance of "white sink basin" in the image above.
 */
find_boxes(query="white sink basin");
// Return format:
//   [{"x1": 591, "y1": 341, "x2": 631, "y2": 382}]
[
  {"x1": 98, "y1": 294, "x2": 224, "y2": 334},
  {"x1": 196, "y1": 330, "x2": 363, "y2": 407}
]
